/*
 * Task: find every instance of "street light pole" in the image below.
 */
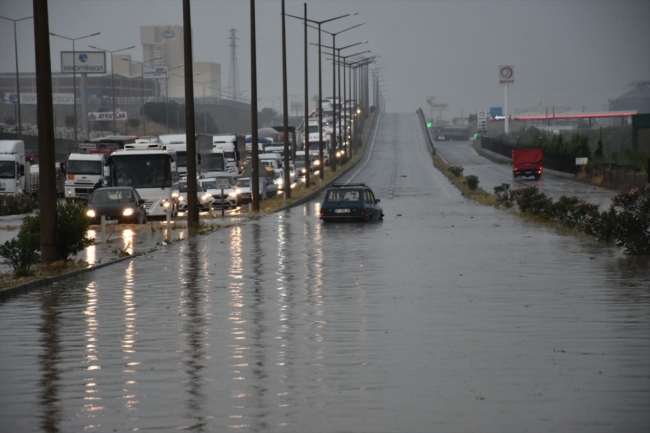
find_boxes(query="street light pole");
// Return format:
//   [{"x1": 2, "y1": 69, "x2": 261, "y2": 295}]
[
  {"x1": 89, "y1": 44, "x2": 135, "y2": 134},
  {"x1": 50, "y1": 31, "x2": 100, "y2": 147},
  {"x1": 284, "y1": 11, "x2": 357, "y2": 178},
  {"x1": 312, "y1": 22, "x2": 365, "y2": 171},
  {"x1": 121, "y1": 56, "x2": 162, "y2": 136},
  {"x1": 0, "y1": 15, "x2": 33, "y2": 137},
  {"x1": 281, "y1": 0, "x2": 291, "y2": 197}
]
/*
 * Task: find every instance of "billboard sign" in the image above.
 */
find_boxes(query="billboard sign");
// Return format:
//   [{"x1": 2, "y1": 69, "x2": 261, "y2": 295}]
[
  {"x1": 490, "y1": 107, "x2": 503, "y2": 117},
  {"x1": 4, "y1": 93, "x2": 74, "y2": 105},
  {"x1": 88, "y1": 109, "x2": 127, "y2": 121},
  {"x1": 143, "y1": 65, "x2": 169, "y2": 79},
  {"x1": 477, "y1": 109, "x2": 488, "y2": 132},
  {"x1": 498, "y1": 65, "x2": 514, "y2": 85},
  {"x1": 61, "y1": 51, "x2": 106, "y2": 74}
]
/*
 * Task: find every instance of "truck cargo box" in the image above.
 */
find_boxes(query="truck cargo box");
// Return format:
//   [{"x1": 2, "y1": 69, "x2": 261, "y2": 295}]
[{"x1": 512, "y1": 148, "x2": 543, "y2": 179}]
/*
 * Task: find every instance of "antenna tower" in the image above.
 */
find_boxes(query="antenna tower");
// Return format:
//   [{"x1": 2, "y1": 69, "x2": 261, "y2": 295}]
[{"x1": 228, "y1": 28, "x2": 241, "y2": 102}]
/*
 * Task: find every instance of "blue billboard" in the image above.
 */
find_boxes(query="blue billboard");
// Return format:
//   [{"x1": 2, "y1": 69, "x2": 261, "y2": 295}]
[{"x1": 490, "y1": 107, "x2": 503, "y2": 117}]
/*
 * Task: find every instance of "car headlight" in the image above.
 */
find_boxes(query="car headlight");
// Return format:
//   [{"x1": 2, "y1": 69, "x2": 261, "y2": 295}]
[
  {"x1": 202, "y1": 193, "x2": 212, "y2": 201},
  {"x1": 172, "y1": 192, "x2": 179, "y2": 198},
  {"x1": 300, "y1": 168, "x2": 306, "y2": 174},
  {"x1": 313, "y1": 160, "x2": 320, "y2": 167},
  {"x1": 123, "y1": 208, "x2": 134, "y2": 217},
  {"x1": 86, "y1": 210, "x2": 96, "y2": 218},
  {"x1": 177, "y1": 196, "x2": 184, "y2": 202},
  {"x1": 228, "y1": 191, "x2": 238, "y2": 198},
  {"x1": 163, "y1": 201, "x2": 171, "y2": 208},
  {"x1": 235, "y1": 188, "x2": 241, "y2": 194}
]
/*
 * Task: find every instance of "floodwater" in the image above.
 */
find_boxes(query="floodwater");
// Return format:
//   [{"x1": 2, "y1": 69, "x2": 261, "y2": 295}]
[{"x1": 1, "y1": 113, "x2": 648, "y2": 432}]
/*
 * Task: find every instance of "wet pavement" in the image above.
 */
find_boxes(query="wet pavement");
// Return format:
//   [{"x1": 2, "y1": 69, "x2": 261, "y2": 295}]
[
  {"x1": 1, "y1": 113, "x2": 649, "y2": 432},
  {"x1": 436, "y1": 141, "x2": 619, "y2": 209}
]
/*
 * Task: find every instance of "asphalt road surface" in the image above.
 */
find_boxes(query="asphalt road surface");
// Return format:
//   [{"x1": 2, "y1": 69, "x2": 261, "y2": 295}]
[{"x1": 1, "y1": 113, "x2": 648, "y2": 433}]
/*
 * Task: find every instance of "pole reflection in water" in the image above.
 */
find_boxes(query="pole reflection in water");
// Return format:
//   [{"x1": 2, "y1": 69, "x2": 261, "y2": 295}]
[
  {"x1": 248, "y1": 222, "x2": 269, "y2": 431},
  {"x1": 38, "y1": 290, "x2": 63, "y2": 433},
  {"x1": 86, "y1": 230, "x2": 97, "y2": 265},
  {"x1": 122, "y1": 229, "x2": 134, "y2": 255},
  {"x1": 179, "y1": 239, "x2": 209, "y2": 430},
  {"x1": 121, "y1": 261, "x2": 139, "y2": 410},
  {"x1": 82, "y1": 282, "x2": 104, "y2": 422},
  {"x1": 274, "y1": 213, "x2": 298, "y2": 423},
  {"x1": 227, "y1": 225, "x2": 250, "y2": 427}
]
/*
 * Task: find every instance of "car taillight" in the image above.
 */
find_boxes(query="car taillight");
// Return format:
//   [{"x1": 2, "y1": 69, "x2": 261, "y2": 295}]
[
  {"x1": 360, "y1": 207, "x2": 366, "y2": 216},
  {"x1": 320, "y1": 210, "x2": 324, "y2": 217}
]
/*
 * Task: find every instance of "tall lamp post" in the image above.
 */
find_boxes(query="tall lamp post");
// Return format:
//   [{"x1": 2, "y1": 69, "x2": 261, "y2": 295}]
[
  {"x1": 1, "y1": 15, "x2": 33, "y2": 137},
  {"x1": 121, "y1": 56, "x2": 162, "y2": 135},
  {"x1": 89, "y1": 44, "x2": 135, "y2": 134},
  {"x1": 195, "y1": 77, "x2": 219, "y2": 133},
  {"x1": 311, "y1": 22, "x2": 365, "y2": 171},
  {"x1": 49, "y1": 31, "x2": 100, "y2": 146},
  {"x1": 284, "y1": 11, "x2": 357, "y2": 179},
  {"x1": 316, "y1": 41, "x2": 368, "y2": 153},
  {"x1": 328, "y1": 51, "x2": 371, "y2": 157},
  {"x1": 167, "y1": 71, "x2": 205, "y2": 133}
]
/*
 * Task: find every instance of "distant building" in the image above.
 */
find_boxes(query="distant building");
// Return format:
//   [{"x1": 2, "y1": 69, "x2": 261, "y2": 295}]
[
  {"x1": 611, "y1": 82, "x2": 650, "y2": 114},
  {"x1": 138, "y1": 25, "x2": 221, "y2": 100}
]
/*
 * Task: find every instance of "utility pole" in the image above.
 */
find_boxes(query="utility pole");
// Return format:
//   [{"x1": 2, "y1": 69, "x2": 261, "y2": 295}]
[
  {"x1": 281, "y1": 0, "x2": 291, "y2": 197},
  {"x1": 250, "y1": 0, "x2": 260, "y2": 211},
  {"x1": 33, "y1": 0, "x2": 59, "y2": 263},
  {"x1": 182, "y1": 0, "x2": 198, "y2": 227}
]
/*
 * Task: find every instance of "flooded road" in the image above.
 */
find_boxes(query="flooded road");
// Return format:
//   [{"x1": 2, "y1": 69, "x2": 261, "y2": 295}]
[{"x1": 1, "y1": 113, "x2": 649, "y2": 432}]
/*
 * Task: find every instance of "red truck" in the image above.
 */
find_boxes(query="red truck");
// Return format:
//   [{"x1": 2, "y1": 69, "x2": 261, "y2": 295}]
[{"x1": 512, "y1": 148, "x2": 543, "y2": 180}]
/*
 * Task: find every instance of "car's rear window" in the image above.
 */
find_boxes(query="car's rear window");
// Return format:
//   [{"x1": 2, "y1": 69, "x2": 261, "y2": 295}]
[{"x1": 326, "y1": 189, "x2": 360, "y2": 202}]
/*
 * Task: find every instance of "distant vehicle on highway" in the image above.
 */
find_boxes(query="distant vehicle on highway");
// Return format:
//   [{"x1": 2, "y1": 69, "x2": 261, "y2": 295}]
[
  {"x1": 86, "y1": 186, "x2": 147, "y2": 225},
  {"x1": 171, "y1": 181, "x2": 213, "y2": 212},
  {"x1": 320, "y1": 183, "x2": 384, "y2": 222},
  {"x1": 512, "y1": 148, "x2": 543, "y2": 180},
  {"x1": 200, "y1": 174, "x2": 238, "y2": 209}
]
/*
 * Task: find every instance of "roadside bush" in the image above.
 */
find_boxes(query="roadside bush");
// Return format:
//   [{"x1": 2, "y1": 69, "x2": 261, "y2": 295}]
[
  {"x1": 54, "y1": 200, "x2": 94, "y2": 260},
  {"x1": 0, "y1": 200, "x2": 94, "y2": 274},
  {"x1": 610, "y1": 188, "x2": 650, "y2": 255},
  {"x1": 493, "y1": 183, "x2": 515, "y2": 207},
  {"x1": 0, "y1": 215, "x2": 40, "y2": 275},
  {"x1": 448, "y1": 166, "x2": 464, "y2": 177},
  {"x1": 510, "y1": 185, "x2": 649, "y2": 256},
  {"x1": 0, "y1": 194, "x2": 39, "y2": 216},
  {"x1": 465, "y1": 175, "x2": 479, "y2": 190}
]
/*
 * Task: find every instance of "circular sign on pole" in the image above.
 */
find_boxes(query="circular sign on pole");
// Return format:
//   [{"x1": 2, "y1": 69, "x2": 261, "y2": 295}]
[
  {"x1": 79, "y1": 53, "x2": 88, "y2": 63},
  {"x1": 498, "y1": 65, "x2": 514, "y2": 84}
]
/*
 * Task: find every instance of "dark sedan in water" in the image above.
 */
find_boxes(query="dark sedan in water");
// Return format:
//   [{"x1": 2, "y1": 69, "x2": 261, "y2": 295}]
[{"x1": 86, "y1": 187, "x2": 147, "y2": 225}]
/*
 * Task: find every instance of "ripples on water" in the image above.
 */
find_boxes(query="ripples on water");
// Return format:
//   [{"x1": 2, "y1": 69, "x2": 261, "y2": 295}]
[{"x1": 0, "y1": 203, "x2": 648, "y2": 432}]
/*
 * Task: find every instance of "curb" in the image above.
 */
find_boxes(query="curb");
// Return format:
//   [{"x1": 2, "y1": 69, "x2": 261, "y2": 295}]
[{"x1": 0, "y1": 248, "x2": 155, "y2": 303}]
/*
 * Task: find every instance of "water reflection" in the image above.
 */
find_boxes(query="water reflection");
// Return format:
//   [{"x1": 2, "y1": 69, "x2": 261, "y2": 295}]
[
  {"x1": 83, "y1": 282, "x2": 103, "y2": 421},
  {"x1": 182, "y1": 239, "x2": 208, "y2": 430},
  {"x1": 38, "y1": 290, "x2": 62, "y2": 433},
  {"x1": 122, "y1": 229, "x2": 134, "y2": 255},
  {"x1": 86, "y1": 230, "x2": 97, "y2": 265},
  {"x1": 121, "y1": 261, "x2": 138, "y2": 410}
]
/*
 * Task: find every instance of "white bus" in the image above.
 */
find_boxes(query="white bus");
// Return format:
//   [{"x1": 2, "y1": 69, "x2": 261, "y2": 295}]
[{"x1": 107, "y1": 143, "x2": 178, "y2": 217}]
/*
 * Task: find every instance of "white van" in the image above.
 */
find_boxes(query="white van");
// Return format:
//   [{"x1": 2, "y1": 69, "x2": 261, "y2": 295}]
[{"x1": 258, "y1": 153, "x2": 282, "y2": 170}]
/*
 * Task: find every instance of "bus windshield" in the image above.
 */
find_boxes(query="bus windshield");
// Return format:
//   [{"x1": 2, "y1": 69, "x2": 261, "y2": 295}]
[{"x1": 111, "y1": 153, "x2": 172, "y2": 188}]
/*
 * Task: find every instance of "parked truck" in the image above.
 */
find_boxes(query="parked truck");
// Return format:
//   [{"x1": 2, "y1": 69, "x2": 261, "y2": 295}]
[
  {"x1": 512, "y1": 148, "x2": 543, "y2": 180},
  {"x1": 0, "y1": 140, "x2": 38, "y2": 197},
  {"x1": 64, "y1": 153, "x2": 108, "y2": 200}
]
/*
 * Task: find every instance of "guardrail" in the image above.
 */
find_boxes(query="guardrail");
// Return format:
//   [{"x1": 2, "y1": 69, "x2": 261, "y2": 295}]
[
  {"x1": 481, "y1": 136, "x2": 579, "y2": 174},
  {"x1": 416, "y1": 108, "x2": 436, "y2": 155}
]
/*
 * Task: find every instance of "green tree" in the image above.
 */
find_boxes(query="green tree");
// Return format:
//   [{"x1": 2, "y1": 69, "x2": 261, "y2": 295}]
[{"x1": 258, "y1": 107, "x2": 278, "y2": 126}]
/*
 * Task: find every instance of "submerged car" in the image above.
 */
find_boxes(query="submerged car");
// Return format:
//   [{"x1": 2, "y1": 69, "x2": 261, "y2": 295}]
[
  {"x1": 86, "y1": 186, "x2": 147, "y2": 224},
  {"x1": 171, "y1": 181, "x2": 213, "y2": 211},
  {"x1": 320, "y1": 183, "x2": 384, "y2": 222}
]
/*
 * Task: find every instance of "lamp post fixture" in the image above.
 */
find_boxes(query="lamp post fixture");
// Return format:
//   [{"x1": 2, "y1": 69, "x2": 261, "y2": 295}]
[
  {"x1": 88, "y1": 44, "x2": 135, "y2": 134},
  {"x1": 121, "y1": 56, "x2": 162, "y2": 135},
  {"x1": 170, "y1": 71, "x2": 203, "y2": 133},
  {"x1": 326, "y1": 50, "x2": 371, "y2": 157},
  {"x1": 284, "y1": 11, "x2": 357, "y2": 178},
  {"x1": 49, "y1": 31, "x2": 100, "y2": 146},
  {"x1": 315, "y1": 41, "x2": 368, "y2": 150},
  {"x1": 1, "y1": 15, "x2": 33, "y2": 137},
  {"x1": 195, "y1": 77, "x2": 219, "y2": 133},
  {"x1": 310, "y1": 23, "x2": 365, "y2": 171}
]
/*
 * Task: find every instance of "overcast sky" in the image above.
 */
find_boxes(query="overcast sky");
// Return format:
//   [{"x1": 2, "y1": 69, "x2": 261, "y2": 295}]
[{"x1": 1, "y1": 0, "x2": 649, "y2": 119}]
